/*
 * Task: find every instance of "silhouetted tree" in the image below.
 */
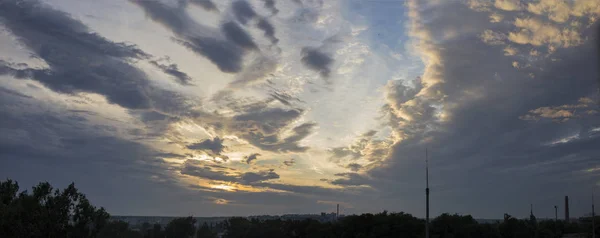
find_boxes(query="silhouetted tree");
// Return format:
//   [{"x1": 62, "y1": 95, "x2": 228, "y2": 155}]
[
  {"x1": 3, "y1": 178, "x2": 598, "y2": 238},
  {"x1": 165, "y1": 216, "x2": 196, "y2": 238},
  {"x1": 196, "y1": 222, "x2": 217, "y2": 238},
  {"x1": 97, "y1": 220, "x2": 143, "y2": 238},
  {"x1": 0, "y1": 179, "x2": 109, "y2": 238},
  {"x1": 144, "y1": 223, "x2": 165, "y2": 238}
]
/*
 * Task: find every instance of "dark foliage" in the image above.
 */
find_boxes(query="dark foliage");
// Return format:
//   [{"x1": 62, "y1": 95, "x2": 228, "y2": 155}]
[{"x1": 1, "y1": 179, "x2": 598, "y2": 238}]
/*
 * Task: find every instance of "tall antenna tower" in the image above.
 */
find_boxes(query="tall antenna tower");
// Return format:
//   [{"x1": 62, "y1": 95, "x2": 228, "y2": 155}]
[{"x1": 425, "y1": 148, "x2": 430, "y2": 238}]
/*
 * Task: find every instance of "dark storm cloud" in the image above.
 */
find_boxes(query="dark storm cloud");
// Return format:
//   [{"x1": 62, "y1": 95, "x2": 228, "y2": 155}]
[
  {"x1": 330, "y1": 173, "x2": 370, "y2": 186},
  {"x1": 189, "y1": 0, "x2": 218, "y2": 11},
  {"x1": 245, "y1": 153, "x2": 260, "y2": 164},
  {"x1": 181, "y1": 160, "x2": 279, "y2": 184},
  {"x1": 301, "y1": 47, "x2": 333, "y2": 77},
  {"x1": 187, "y1": 137, "x2": 229, "y2": 160},
  {"x1": 0, "y1": 91, "x2": 185, "y2": 214},
  {"x1": 261, "y1": 0, "x2": 278, "y2": 15},
  {"x1": 346, "y1": 163, "x2": 362, "y2": 172},
  {"x1": 366, "y1": 1, "x2": 600, "y2": 218},
  {"x1": 0, "y1": 0, "x2": 183, "y2": 110},
  {"x1": 240, "y1": 169, "x2": 279, "y2": 183},
  {"x1": 181, "y1": 160, "x2": 238, "y2": 182},
  {"x1": 131, "y1": 0, "x2": 244, "y2": 73},
  {"x1": 257, "y1": 18, "x2": 279, "y2": 44},
  {"x1": 149, "y1": 59, "x2": 192, "y2": 85},
  {"x1": 187, "y1": 137, "x2": 226, "y2": 155},
  {"x1": 231, "y1": 1, "x2": 257, "y2": 25},
  {"x1": 221, "y1": 21, "x2": 258, "y2": 50}
]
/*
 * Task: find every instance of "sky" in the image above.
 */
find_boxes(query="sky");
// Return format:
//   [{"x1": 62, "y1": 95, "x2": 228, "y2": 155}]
[{"x1": 0, "y1": 0, "x2": 599, "y2": 219}]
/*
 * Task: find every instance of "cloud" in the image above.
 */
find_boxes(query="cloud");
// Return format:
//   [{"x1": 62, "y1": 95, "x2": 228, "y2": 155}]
[
  {"x1": 0, "y1": 89, "x2": 186, "y2": 214},
  {"x1": 187, "y1": 137, "x2": 226, "y2": 154},
  {"x1": 181, "y1": 160, "x2": 238, "y2": 182},
  {"x1": 131, "y1": 0, "x2": 245, "y2": 73},
  {"x1": 232, "y1": 1, "x2": 257, "y2": 25},
  {"x1": 182, "y1": 160, "x2": 279, "y2": 184},
  {"x1": 214, "y1": 198, "x2": 229, "y2": 205},
  {"x1": 149, "y1": 58, "x2": 192, "y2": 85},
  {"x1": 261, "y1": 0, "x2": 278, "y2": 15},
  {"x1": 0, "y1": 86, "x2": 33, "y2": 99},
  {"x1": 301, "y1": 47, "x2": 333, "y2": 77},
  {"x1": 189, "y1": 0, "x2": 218, "y2": 12},
  {"x1": 269, "y1": 91, "x2": 301, "y2": 106},
  {"x1": 256, "y1": 182, "x2": 369, "y2": 197},
  {"x1": 188, "y1": 101, "x2": 314, "y2": 153},
  {"x1": 257, "y1": 18, "x2": 279, "y2": 44},
  {"x1": 520, "y1": 97, "x2": 598, "y2": 122},
  {"x1": 233, "y1": 108, "x2": 303, "y2": 135},
  {"x1": 240, "y1": 169, "x2": 280, "y2": 183},
  {"x1": 283, "y1": 158, "x2": 296, "y2": 167},
  {"x1": 480, "y1": 30, "x2": 507, "y2": 45},
  {"x1": 0, "y1": 0, "x2": 187, "y2": 111},
  {"x1": 240, "y1": 122, "x2": 316, "y2": 153},
  {"x1": 221, "y1": 21, "x2": 258, "y2": 50},
  {"x1": 346, "y1": 163, "x2": 363, "y2": 172},
  {"x1": 364, "y1": 0, "x2": 600, "y2": 218},
  {"x1": 503, "y1": 45, "x2": 519, "y2": 55},
  {"x1": 329, "y1": 130, "x2": 391, "y2": 163},
  {"x1": 508, "y1": 17, "x2": 582, "y2": 47},
  {"x1": 330, "y1": 173, "x2": 370, "y2": 186},
  {"x1": 527, "y1": 0, "x2": 600, "y2": 23},
  {"x1": 490, "y1": 12, "x2": 504, "y2": 23},
  {"x1": 228, "y1": 55, "x2": 277, "y2": 87},
  {"x1": 245, "y1": 153, "x2": 260, "y2": 164},
  {"x1": 494, "y1": 0, "x2": 523, "y2": 11}
]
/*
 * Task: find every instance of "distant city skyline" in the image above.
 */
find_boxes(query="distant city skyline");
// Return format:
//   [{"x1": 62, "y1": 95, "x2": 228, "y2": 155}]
[{"x1": 0, "y1": 0, "x2": 599, "y2": 219}]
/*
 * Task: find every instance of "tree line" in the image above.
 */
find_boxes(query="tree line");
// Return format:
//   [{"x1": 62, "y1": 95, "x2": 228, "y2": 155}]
[{"x1": 1, "y1": 179, "x2": 598, "y2": 238}]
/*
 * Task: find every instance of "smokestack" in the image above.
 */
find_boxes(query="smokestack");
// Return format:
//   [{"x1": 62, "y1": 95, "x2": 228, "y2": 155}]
[
  {"x1": 554, "y1": 205, "x2": 558, "y2": 222},
  {"x1": 565, "y1": 196, "x2": 570, "y2": 222},
  {"x1": 336, "y1": 204, "x2": 339, "y2": 220}
]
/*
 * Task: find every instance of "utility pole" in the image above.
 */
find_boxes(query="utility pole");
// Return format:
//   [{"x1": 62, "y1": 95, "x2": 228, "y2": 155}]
[
  {"x1": 554, "y1": 205, "x2": 558, "y2": 222},
  {"x1": 593, "y1": 191, "x2": 596, "y2": 238},
  {"x1": 425, "y1": 148, "x2": 430, "y2": 238}
]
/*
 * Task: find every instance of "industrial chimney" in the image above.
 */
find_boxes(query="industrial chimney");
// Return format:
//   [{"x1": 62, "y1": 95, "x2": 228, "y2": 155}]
[{"x1": 565, "y1": 196, "x2": 570, "y2": 222}]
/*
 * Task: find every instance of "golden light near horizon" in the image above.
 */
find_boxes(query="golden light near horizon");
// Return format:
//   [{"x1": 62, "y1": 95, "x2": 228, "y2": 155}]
[
  {"x1": 211, "y1": 184, "x2": 236, "y2": 192},
  {"x1": 214, "y1": 198, "x2": 229, "y2": 205}
]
